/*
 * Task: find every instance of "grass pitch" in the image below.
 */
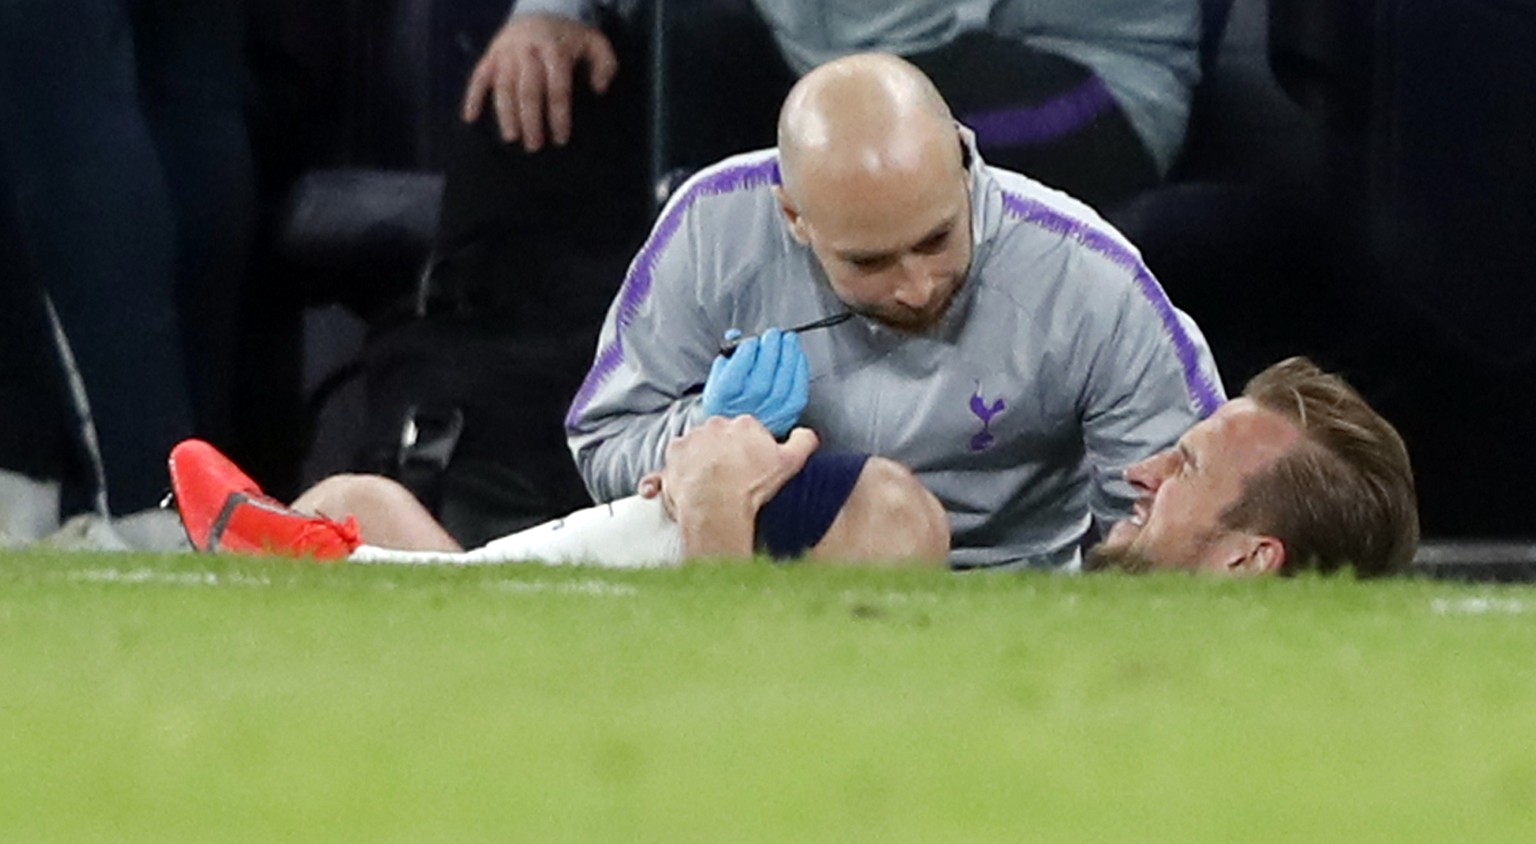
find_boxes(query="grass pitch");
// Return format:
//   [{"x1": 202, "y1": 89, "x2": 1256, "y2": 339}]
[{"x1": 3, "y1": 550, "x2": 1536, "y2": 842}]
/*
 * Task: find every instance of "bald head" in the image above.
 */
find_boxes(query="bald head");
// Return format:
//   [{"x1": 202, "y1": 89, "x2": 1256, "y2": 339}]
[
  {"x1": 776, "y1": 53, "x2": 959, "y2": 205},
  {"x1": 771, "y1": 54, "x2": 973, "y2": 335}
]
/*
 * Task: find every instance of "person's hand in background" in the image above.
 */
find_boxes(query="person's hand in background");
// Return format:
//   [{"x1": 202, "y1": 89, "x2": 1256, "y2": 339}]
[{"x1": 461, "y1": 14, "x2": 619, "y2": 152}]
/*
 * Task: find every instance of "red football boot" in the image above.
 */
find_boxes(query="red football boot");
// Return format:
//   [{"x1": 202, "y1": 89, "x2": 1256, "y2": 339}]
[{"x1": 168, "y1": 439, "x2": 360, "y2": 559}]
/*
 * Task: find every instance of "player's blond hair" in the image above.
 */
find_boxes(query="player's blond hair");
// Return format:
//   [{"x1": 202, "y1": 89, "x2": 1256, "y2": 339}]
[{"x1": 1221, "y1": 357, "x2": 1419, "y2": 577}]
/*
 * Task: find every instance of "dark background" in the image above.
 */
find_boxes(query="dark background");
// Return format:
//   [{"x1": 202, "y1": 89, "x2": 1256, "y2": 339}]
[{"x1": 239, "y1": 0, "x2": 1536, "y2": 543}]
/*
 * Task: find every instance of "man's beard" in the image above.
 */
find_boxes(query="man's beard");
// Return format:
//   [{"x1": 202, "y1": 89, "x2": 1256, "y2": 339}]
[
  {"x1": 855, "y1": 298, "x2": 949, "y2": 334},
  {"x1": 1084, "y1": 543, "x2": 1155, "y2": 574},
  {"x1": 851, "y1": 274, "x2": 963, "y2": 334}
]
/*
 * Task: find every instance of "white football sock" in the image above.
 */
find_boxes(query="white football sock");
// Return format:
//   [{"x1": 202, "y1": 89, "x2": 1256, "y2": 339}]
[
  {"x1": 0, "y1": 470, "x2": 61, "y2": 545},
  {"x1": 349, "y1": 495, "x2": 683, "y2": 568}
]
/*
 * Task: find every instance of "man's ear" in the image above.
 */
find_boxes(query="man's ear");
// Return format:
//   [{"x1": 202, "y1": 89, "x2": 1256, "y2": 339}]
[
  {"x1": 773, "y1": 185, "x2": 811, "y2": 245},
  {"x1": 1226, "y1": 535, "x2": 1286, "y2": 576}
]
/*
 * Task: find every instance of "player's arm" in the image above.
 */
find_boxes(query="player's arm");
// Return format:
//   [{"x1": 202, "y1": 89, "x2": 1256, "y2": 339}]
[
  {"x1": 640, "y1": 418, "x2": 950, "y2": 567},
  {"x1": 638, "y1": 416, "x2": 817, "y2": 558}
]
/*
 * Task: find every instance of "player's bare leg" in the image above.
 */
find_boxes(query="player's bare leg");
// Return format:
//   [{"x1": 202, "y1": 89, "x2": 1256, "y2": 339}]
[
  {"x1": 805, "y1": 456, "x2": 949, "y2": 568},
  {"x1": 293, "y1": 475, "x2": 461, "y2": 553}
]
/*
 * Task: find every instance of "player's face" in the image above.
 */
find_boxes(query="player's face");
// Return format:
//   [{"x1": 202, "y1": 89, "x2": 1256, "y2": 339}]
[
  {"x1": 1090, "y1": 399, "x2": 1302, "y2": 575},
  {"x1": 783, "y1": 143, "x2": 972, "y2": 334}
]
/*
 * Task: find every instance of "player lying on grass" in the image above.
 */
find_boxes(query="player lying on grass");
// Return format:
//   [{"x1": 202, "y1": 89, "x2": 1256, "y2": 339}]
[
  {"x1": 172, "y1": 414, "x2": 953, "y2": 570},
  {"x1": 171, "y1": 357, "x2": 1417, "y2": 576}
]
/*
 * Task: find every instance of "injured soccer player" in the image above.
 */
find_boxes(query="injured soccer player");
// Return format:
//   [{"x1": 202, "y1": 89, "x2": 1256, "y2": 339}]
[
  {"x1": 172, "y1": 358, "x2": 1418, "y2": 577},
  {"x1": 169, "y1": 415, "x2": 952, "y2": 570},
  {"x1": 1083, "y1": 357, "x2": 1419, "y2": 578}
]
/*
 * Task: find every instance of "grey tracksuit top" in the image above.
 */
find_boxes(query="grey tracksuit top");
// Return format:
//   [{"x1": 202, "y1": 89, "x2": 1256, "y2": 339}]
[
  {"x1": 509, "y1": 0, "x2": 1200, "y2": 173},
  {"x1": 564, "y1": 138, "x2": 1224, "y2": 569}
]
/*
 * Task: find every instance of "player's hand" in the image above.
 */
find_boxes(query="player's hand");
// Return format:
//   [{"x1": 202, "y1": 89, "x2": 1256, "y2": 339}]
[
  {"x1": 637, "y1": 471, "x2": 663, "y2": 499},
  {"x1": 661, "y1": 417, "x2": 819, "y2": 517},
  {"x1": 701, "y1": 328, "x2": 810, "y2": 438},
  {"x1": 655, "y1": 418, "x2": 818, "y2": 557},
  {"x1": 461, "y1": 14, "x2": 619, "y2": 152}
]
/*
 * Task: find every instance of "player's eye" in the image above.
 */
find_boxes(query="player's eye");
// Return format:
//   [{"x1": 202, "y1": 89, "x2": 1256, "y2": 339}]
[
  {"x1": 848, "y1": 255, "x2": 893, "y2": 271},
  {"x1": 914, "y1": 229, "x2": 950, "y2": 254}
]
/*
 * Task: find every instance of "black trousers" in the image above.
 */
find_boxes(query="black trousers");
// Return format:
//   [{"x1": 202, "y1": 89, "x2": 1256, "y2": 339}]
[{"x1": 0, "y1": 0, "x2": 253, "y2": 513}]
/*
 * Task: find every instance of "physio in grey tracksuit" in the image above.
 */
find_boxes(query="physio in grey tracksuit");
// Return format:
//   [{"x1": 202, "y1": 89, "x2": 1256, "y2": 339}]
[{"x1": 565, "y1": 130, "x2": 1224, "y2": 570}]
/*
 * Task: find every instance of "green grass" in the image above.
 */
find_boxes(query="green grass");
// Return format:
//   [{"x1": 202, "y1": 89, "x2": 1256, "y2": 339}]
[{"x1": 3, "y1": 550, "x2": 1536, "y2": 842}]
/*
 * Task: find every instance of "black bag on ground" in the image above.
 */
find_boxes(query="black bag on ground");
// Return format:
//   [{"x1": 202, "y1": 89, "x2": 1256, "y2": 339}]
[
  {"x1": 322, "y1": 100, "x2": 644, "y2": 550},
  {"x1": 347, "y1": 311, "x2": 598, "y2": 550}
]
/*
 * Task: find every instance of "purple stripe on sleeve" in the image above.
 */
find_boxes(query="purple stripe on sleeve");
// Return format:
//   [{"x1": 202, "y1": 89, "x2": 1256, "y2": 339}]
[
  {"x1": 564, "y1": 157, "x2": 783, "y2": 431},
  {"x1": 960, "y1": 77, "x2": 1118, "y2": 148},
  {"x1": 1000, "y1": 191, "x2": 1223, "y2": 418}
]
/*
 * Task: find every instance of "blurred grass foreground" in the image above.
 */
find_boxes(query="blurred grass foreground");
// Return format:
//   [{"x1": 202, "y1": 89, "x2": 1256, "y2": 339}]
[{"x1": 3, "y1": 549, "x2": 1535, "y2": 842}]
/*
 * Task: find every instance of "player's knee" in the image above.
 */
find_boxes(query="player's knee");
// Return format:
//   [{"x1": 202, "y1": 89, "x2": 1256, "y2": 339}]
[
  {"x1": 860, "y1": 457, "x2": 950, "y2": 559},
  {"x1": 293, "y1": 473, "x2": 414, "y2": 520},
  {"x1": 819, "y1": 456, "x2": 949, "y2": 567}
]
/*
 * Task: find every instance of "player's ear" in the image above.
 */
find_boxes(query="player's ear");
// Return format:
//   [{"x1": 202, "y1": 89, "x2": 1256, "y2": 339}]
[
  {"x1": 1225, "y1": 535, "x2": 1286, "y2": 576},
  {"x1": 773, "y1": 185, "x2": 811, "y2": 245}
]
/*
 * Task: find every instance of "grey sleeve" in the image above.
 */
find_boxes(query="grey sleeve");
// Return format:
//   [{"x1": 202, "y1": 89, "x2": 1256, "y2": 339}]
[
  {"x1": 509, "y1": 0, "x2": 643, "y2": 25},
  {"x1": 565, "y1": 202, "x2": 727, "y2": 502},
  {"x1": 1079, "y1": 279, "x2": 1225, "y2": 527}
]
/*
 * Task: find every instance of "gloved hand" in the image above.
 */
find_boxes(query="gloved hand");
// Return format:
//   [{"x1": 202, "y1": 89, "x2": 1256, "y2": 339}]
[{"x1": 701, "y1": 328, "x2": 809, "y2": 437}]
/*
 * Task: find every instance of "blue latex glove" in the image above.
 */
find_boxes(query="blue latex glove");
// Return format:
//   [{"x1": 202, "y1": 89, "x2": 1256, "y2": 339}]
[{"x1": 701, "y1": 328, "x2": 810, "y2": 437}]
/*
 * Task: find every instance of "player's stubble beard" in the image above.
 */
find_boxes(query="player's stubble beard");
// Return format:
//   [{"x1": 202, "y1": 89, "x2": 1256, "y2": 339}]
[{"x1": 1084, "y1": 543, "x2": 1155, "y2": 574}]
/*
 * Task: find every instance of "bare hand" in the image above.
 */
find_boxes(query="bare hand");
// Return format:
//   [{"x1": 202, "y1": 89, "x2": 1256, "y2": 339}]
[
  {"x1": 461, "y1": 14, "x2": 619, "y2": 152},
  {"x1": 637, "y1": 470, "x2": 664, "y2": 502},
  {"x1": 659, "y1": 417, "x2": 819, "y2": 521}
]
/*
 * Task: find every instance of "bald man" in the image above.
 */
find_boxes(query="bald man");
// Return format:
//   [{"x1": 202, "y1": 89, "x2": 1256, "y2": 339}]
[{"x1": 566, "y1": 54, "x2": 1223, "y2": 570}]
